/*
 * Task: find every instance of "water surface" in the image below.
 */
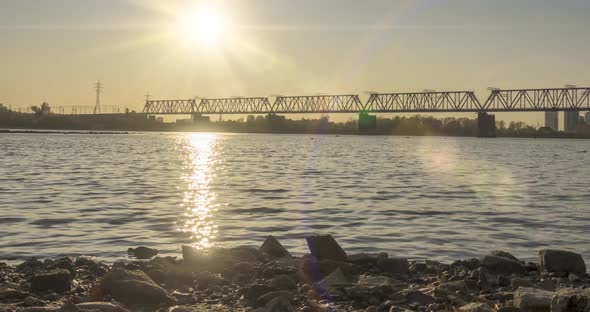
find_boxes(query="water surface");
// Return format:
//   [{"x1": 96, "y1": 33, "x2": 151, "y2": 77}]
[{"x1": 1, "y1": 132, "x2": 589, "y2": 263}]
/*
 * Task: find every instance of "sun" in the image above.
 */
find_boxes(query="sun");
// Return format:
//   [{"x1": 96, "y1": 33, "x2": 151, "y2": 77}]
[{"x1": 179, "y1": 7, "x2": 228, "y2": 46}]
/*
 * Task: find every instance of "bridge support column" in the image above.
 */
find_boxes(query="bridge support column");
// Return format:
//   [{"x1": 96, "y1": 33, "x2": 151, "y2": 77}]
[
  {"x1": 358, "y1": 112, "x2": 377, "y2": 134},
  {"x1": 477, "y1": 112, "x2": 496, "y2": 138}
]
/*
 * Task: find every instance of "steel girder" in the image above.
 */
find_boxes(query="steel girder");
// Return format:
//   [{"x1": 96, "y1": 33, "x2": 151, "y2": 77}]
[
  {"x1": 142, "y1": 99, "x2": 197, "y2": 114},
  {"x1": 482, "y1": 87, "x2": 590, "y2": 111},
  {"x1": 364, "y1": 91, "x2": 482, "y2": 112},
  {"x1": 272, "y1": 95, "x2": 362, "y2": 113},
  {"x1": 198, "y1": 97, "x2": 272, "y2": 114}
]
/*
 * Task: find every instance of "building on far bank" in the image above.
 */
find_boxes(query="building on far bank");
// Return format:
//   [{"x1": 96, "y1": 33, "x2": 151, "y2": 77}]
[
  {"x1": 544, "y1": 111, "x2": 558, "y2": 131},
  {"x1": 564, "y1": 111, "x2": 580, "y2": 132},
  {"x1": 585, "y1": 112, "x2": 590, "y2": 124}
]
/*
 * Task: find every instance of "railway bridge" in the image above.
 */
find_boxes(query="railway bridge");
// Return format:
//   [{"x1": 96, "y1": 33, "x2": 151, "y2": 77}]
[{"x1": 142, "y1": 87, "x2": 590, "y2": 137}]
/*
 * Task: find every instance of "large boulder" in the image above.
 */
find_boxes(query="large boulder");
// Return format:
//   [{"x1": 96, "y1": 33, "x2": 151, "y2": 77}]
[
  {"x1": 31, "y1": 269, "x2": 72, "y2": 293},
  {"x1": 514, "y1": 287, "x2": 553, "y2": 312},
  {"x1": 480, "y1": 255, "x2": 524, "y2": 275},
  {"x1": 101, "y1": 268, "x2": 173, "y2": 306},
  {"x1": 305, "y1": 234, "x2": 347, "y2": 261},
  {"x1": 539, "y1": 249, "x2": 586, "y2": 274},
  {"x1": 550, "y1": 288, "x2": 590, "y2": 312},
  {"x1": 260, "y1": 236, "x2": 291, "y2": 259}
]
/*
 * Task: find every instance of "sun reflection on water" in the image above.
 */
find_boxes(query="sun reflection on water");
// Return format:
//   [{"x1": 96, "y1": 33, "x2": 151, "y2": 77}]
[{"x1": 177, "y1": 133, "x2": 220, "y2": 249}]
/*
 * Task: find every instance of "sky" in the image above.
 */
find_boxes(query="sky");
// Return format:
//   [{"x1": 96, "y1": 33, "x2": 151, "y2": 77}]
[{"x1": 1, "y1": 0, "x2": 590, "y2": 124}]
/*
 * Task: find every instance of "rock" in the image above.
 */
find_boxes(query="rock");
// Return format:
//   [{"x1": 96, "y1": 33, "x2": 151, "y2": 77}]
[
  {"x1": 76, "y1": 302, "x2": 129, "y2": 312},
  {"x1": 539, "y1": 249, "x2": 586, "y2": 274},
  {"x1": 101, "y1": 268, "x2": 173, "y2": 305},
  {"x1": 304, "y1": 257, "x2": 356, "y2": 279},
  {"x1": 223, "y1": 261, "x2": 256, "y2": 282},
  {"x1": 511, "y1": 277, "x2": 535, "y2": 291},
  {"x1": 265, "y1": 295, "x2": 295, "y2": 312},
  {"x1": 270, "y1": 275, "x2": 298, "y2": 291},
  {"x1": 193, "y1": 271, "x2": 228, "y2": 290},
  {"x1": 480, "y1": 255, "x2": 525, "y2": 275},
  {"x1": 58, "y1": 303, "x2": 82, "y2": 312},
  {"x1": 74, "y1": 256, "x2": 99, "y2": 268},
  {"x1": 377, "y1": 258, "x2": 410, "y2": 276},
  {"x1": 491, "y1": 251, "x2": 521, "y2": 262},
  {"x1": 23, "y1": 307, "x2": 58, "y2": 312},
  {"x1": 46, "y1": 258, "x2": 76, "y2": 279},
  {"x1": 318, "y1": 267, "x2": 351, "y2": 289},
  {"x1": 514, "y1": 287, "x2": 553, "y2": 312},
  {"x1": 405, "y1": 290, "x2": 436, "y2": 306},
  {"x1": 169, "y1": 307, "x2": 198, "y2": 312},
  {"x1": 568, "y1": 273, "x2": 581, "y2": 283},
  {"x1": 551, "y1": 288, "x2": 590, "y2": 312},
  {"x1": 538, "y1": 279, "x2": 557, "y2": 291},
  {"x1": 346, "y1": 253, "x2": 387, "y2": 265},
  {"x1": 477, "y1": 267, "x2": 498, "y2": 291},
  {"x1": 0, "y1": 288, "x2": 30, "y2": 300},
  {"x1": 127, "y1": 246, "x2": 158, "y2": 259},
  {"x1": 256, "y1": 291, "x2": 291, "y2": 307},
  {"x1": 389, "y1": 307, "x2": 412, "y2": 312},
  {"x1": 459, "y1": 302, "x2": 495, "y2": 312},
  {"x1": 16, "y1": 258, "x2": 43, "y2": 275},
  {"x1": 498, "y1": 274, "x2": 511, "y2": 287},
  {"x1": 357, "y1": 275, "x2": 402, "y2": 288},
  {"x1": 498, "y1": 307, "x2": 522, "y2": 312},
  {"x1": 243, "y1": 284, "x2": 273, "y2": 306},
  {"x1": 259, "y1": 236, "x2": 291, "y2": 259},
  {"x1": 31, "y1": 269, "x2": 72, "y2": 293},
  {"x1": 23, "y1": 296, "x2": 37, "y2": 306},
  {"x1": 305, "y1": 234, "x2": 347, "y2": 261},
  {"x1": 181, "y1": 244, "x2": 204, "y2": 264}
]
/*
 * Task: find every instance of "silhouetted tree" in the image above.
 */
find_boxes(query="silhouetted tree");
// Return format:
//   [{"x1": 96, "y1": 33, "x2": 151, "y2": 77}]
[{"x1": 31, "y1": 102, "x2": 51, "y2": 116}]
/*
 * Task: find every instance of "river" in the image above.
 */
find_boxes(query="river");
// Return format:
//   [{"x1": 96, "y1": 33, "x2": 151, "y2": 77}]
[{"x1": 1, "y1": 132, "x2": 589, "y2": 263}]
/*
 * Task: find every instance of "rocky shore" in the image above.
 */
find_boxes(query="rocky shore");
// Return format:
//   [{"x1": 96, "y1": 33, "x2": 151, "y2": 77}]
[{"x1": 1, "y1": 235, "x2": 589, "y2": 312}]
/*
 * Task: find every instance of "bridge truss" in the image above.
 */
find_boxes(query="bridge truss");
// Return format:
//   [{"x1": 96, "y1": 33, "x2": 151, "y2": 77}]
[
  {"x1": 364, "y1": 91, "x2": 481, "y2": 112},
  {"x1": 142, "y1": 87, "x2": 590, "y2": 115},
  {"x1": 482, "y1": 87, "x2": 590, "y2": 111}
]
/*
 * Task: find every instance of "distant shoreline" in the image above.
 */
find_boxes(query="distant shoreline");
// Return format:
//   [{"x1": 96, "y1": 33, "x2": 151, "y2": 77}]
[
  {"x1": 2, "y1": 127, "x2": 590, "y2": 141},
  {"x1": 0, "y1": 129, "x2": 129, "y2": 135}
]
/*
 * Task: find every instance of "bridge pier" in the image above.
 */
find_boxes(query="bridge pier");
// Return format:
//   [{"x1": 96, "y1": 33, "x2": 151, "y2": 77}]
[
  {"x1": 477, "y1": 112, "x2": 496, "y2": 138},
  {"x1": 358, "y1": 112, "x2": 377, "y2": 133}
]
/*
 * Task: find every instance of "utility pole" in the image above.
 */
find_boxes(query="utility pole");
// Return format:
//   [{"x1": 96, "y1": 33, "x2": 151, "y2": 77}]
[{"x1": 94, "y1": 80, "x2": 102, "y2": 114}]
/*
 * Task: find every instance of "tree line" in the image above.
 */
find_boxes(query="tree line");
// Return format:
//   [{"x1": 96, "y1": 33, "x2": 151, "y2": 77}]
[{"x1": 1, "y1": 102, "x2": 590, "y2": 138}]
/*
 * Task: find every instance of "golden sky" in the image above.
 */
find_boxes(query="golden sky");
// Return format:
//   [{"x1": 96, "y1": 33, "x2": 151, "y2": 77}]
[{"x1": 1, "y1": 0, "x2": 589, "y2": 124}]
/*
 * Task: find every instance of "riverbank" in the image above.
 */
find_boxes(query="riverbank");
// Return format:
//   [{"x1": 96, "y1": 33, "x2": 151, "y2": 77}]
[
  {"x1": 0, "y1": 130, "x2": 129, "y2": 135},
  {"x1": 1, "y1": 235, "x2": 588, "y2": 312},
  {"x1": 3, "y1": 110, "x2": 590, "y2": 138}
]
